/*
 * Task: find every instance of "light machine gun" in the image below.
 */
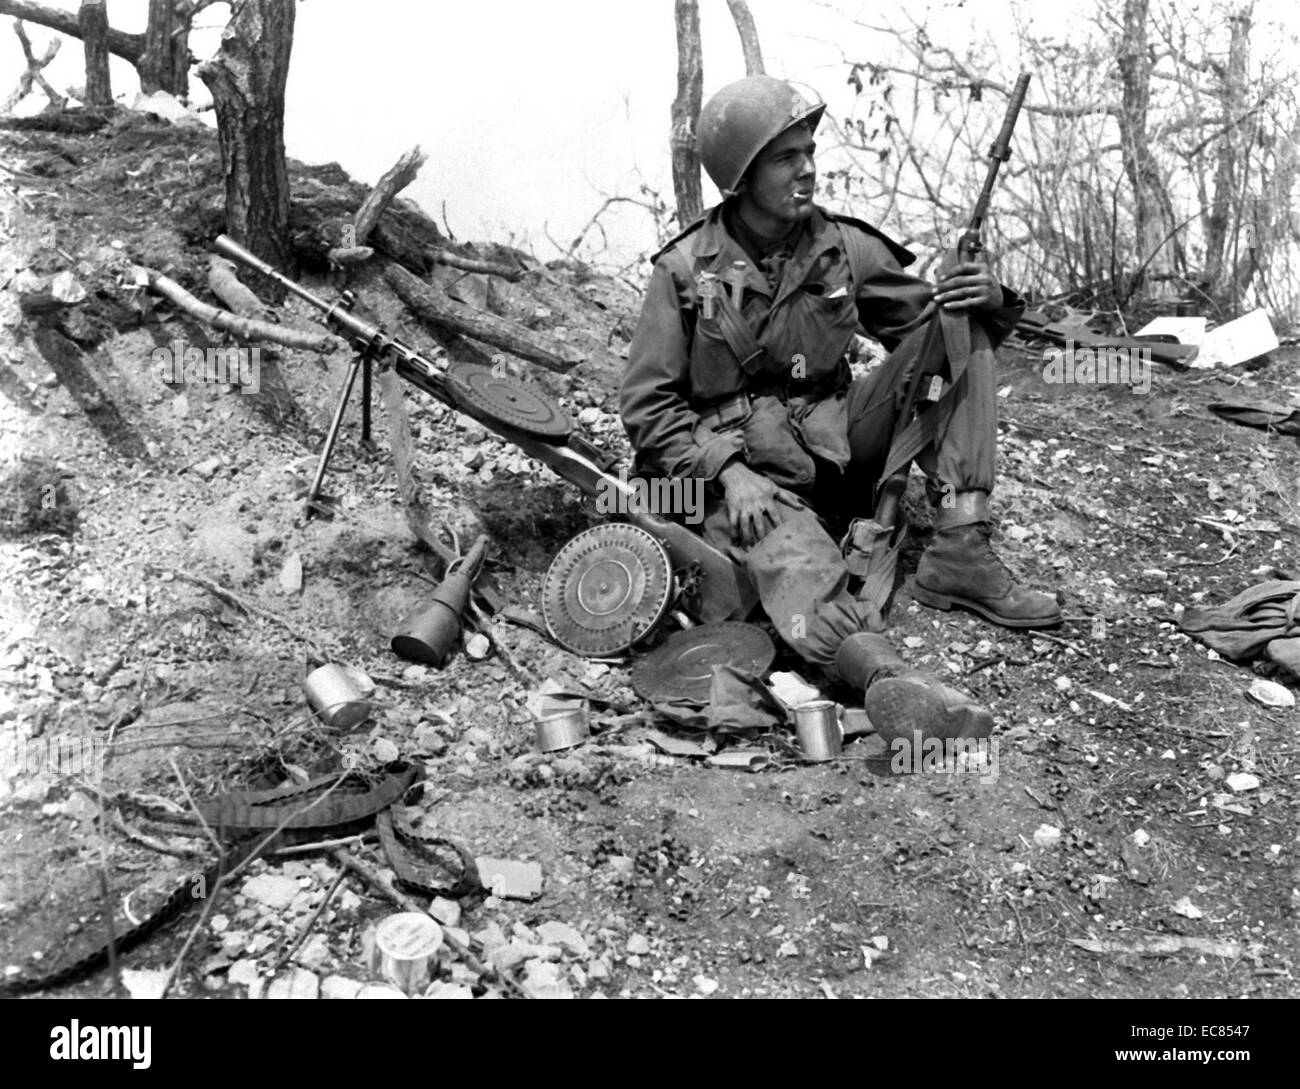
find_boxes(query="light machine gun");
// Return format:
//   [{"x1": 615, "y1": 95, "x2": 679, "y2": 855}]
[{"x1": 212, "y1": 235, "x2": 756, "y2": 626}]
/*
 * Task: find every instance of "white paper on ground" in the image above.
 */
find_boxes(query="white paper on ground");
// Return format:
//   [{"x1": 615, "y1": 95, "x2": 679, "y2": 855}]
[
  {"x1": 1195, "y1": 309, "x2": 1279, "y2": 368},
  {"x1": 1133, "y1": 316, "x2": 1208, "y2": 345}
]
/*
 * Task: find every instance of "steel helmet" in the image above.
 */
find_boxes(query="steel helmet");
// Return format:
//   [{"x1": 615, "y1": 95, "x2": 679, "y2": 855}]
[{"x1": 696, "y1": 76, "x2": 826, "y2": 196}]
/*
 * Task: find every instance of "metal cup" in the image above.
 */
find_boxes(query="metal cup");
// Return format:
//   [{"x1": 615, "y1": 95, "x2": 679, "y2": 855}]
[
  {"x1": 794, "y1": 700, "x2": 842, "y2": 761},
  {"x1": 534, "y1": 704, "x2": 590, "y2": 752},
  {"x1": 304, "y1": 663, "x2": 371, "y2": 730}
]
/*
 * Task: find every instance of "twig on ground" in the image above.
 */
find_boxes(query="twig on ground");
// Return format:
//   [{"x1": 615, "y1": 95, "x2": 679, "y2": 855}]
[
  {"x1": 109, "y1": 810, "x2": 204, "y2": 859},
  {"x1": 154, "y1": 567, "x2": 325, "y2": 653},
  {"x1": 272, "y1": 865, "x2": 347, "y2": 973},
  {"x1": 168, "y1": 757, "x2": 222, "y2": 854},
  {"x1": 1177, "y1": 541, "x2": 1242, "y2": 567},
  {"x1": 1004, "y1": 892, "x2": 1030, "y2": 958},
  {"x1": 96, "y1": 812, "x2": 123, "y2": 997},
  {"x1": 1025, "y1": 629, "x2": 1096, "y2": 658}
]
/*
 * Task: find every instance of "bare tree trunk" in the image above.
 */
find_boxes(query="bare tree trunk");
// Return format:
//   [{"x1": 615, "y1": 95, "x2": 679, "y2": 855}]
[
  {"x1": 197, "y1": 0, "x2": 295, "y2": 288},
  {"x1": 1115, "y1": 0, "x2": 1178, "y2": 300},
  {"x1": 1205, "y1": 6, "x2": 1253, "y2": 303},
  {"x1": 725, "y1": 0, "x2": 764, "y2": 76},
  {"x1": 671, "y1": 0, "x2": 703, "y2": 225},
  {"x1": 78, "y1": 0, "x2": 111, "y2": 107},
  {"x1": 138, "y1": 0, "x2": 192, "y2": 96}
]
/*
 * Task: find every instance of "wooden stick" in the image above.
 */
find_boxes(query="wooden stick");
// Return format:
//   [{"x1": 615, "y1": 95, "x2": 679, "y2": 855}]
[
  {"x1": 206, "y1": 255, "x2": 274, "y2": 321},
  {"x1": 109, "y1": 810, "x2": 205, "y2": 859},
  {"x1": 152, "y1": 566, "x2": 327, "y2": 654},
  {"x1": 133, "y1": 266, "x2": 343, "y2": 352},
  {"x1": 434, "y1": 248, "x2": 524, "y2": 282},
  {"x1": 326, "y1": 245, "x2": 374, "y2": 266},
  {"x1": 354, "y1": 146, "x2": 428, "y2": 246},
  {"x1": 385, "y1": 261, "x2": 582, "y2": 374},
  {"x1": 168, "y1": 757, "x2": 222, "y2": 853},
  {"x1": 272, "y1": 864, "x2": 347, "y2": 973},
  {"x1": 2, "y1": 20, "x2": 64, "y2": 112}
]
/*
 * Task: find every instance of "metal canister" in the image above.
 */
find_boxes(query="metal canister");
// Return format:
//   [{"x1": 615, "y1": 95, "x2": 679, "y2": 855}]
[
  {"x1": 303, "y1": 663, "x2": 371, "y2": 730},
  {"x1": 698, "y1": 272, "x2": 720, "y2": 320},
  {"x1": 794, "y1": 699, "x2": 842, "y2": 761},
  {"x1": 727, "y1": 260, "x2": 748, "y2": 308},
  {"x1": 371, "y1": 912, "x2": 444, "y2": 996},
  {"x1": 534, "y1": 704, "x2": 590, "y2": 752}
]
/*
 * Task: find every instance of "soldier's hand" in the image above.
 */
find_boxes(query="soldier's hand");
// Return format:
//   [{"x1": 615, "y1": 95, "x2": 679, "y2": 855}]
[
  {"x1": 933, "y1": 261, "x2": 1003, "y2": 312},
  {"x1": 718, "y1": 462, "x2": 801, "y2": 547}
]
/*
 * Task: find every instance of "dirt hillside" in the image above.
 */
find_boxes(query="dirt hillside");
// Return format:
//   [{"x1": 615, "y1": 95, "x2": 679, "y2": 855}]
[{"x1": 0, "y1": 110, "x2": 1296, "y2": 1000}]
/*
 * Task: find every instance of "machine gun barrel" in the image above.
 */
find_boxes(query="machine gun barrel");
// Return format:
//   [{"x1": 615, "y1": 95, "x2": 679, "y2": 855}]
[{"x1": 214, "y1": 234, "x2": 386, "y2": 347}]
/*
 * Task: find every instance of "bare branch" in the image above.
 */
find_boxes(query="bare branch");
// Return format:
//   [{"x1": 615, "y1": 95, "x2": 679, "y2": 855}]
[{"x1": 724, "y1": 0, "x2": 764, "y2": 76}]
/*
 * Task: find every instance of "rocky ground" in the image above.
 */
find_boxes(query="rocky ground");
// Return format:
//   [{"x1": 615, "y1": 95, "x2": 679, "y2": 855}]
[{"x1": 0, "y1": 110, "x2": 1297, "y2": 1000}]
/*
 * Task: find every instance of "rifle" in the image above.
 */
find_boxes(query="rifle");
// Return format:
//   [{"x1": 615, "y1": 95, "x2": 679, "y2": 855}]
[
  {"x1": 857, "y1": 74, "x2": 1031, "y2": 612},
  {"x1": 211, "y1": 235, "x2": 756, "y2": 624},
  {"x1": 1015, "y1": 309, "x2": 1200, "y2": 368}
]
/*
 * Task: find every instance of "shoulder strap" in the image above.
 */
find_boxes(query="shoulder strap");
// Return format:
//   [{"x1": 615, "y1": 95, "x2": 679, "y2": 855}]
[
  {"x1": 828, "y1": 212, "x2": 916, "y2": 270},
  {"x1": 650, "y1": 213, "x2": 710, "y2": 265}
]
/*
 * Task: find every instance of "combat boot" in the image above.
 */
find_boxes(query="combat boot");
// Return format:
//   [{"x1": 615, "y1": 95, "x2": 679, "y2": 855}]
[
  {"x1": 833, "y1": 633, "x2": 994, "y2": 743},
  {"x1": 914, "y1": 489, "x2": 1062, "y2": 628}
]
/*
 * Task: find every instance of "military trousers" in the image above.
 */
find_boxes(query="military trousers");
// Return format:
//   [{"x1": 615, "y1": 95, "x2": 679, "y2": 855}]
[{"x1": 696, "y1": 317, "x2": 1000, "y2": 668}]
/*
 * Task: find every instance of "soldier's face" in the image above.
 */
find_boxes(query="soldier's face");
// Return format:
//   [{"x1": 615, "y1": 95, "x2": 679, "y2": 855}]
[{"x1": 741, "y1": 124, "x2": 816, "y2": 227}]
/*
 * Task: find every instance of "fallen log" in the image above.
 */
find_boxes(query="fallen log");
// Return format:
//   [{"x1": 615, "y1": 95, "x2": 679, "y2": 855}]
[
  {"x1": 134, "y1": 265, "x2": 343, "y2": 352},
  {"x1": 290, "y1": 163, "x2": 445, "y2": 275},
  {"x1": 206, "y1": 255, "x2": 275, "y2": 321},
  {"x1": 433, "y1": 248, "x2": 524, "y2": 282},
  {"x1": 385, "y1": 262, "x2": 581, "y2": 374},
  {"x1": 354, "y1": 145, "x2": 427, "y2": 246}
]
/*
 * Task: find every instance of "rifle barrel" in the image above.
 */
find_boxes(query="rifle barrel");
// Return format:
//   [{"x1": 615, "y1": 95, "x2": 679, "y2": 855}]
[{"x1": 963, "y1": 72, "x2": 1032, "y2": 249}]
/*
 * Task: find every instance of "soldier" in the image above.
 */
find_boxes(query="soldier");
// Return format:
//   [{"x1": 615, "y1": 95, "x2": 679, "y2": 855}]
[{"x1": 619, "y1": 76, "x2": 1059, "y2": 740}]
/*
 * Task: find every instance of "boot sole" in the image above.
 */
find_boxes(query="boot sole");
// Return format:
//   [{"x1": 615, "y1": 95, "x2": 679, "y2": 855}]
[
  {"x1": 912, "y1": 583, "x2": 1063, "y2": 629},
  {"x1": 865, "y1": 677, "x2": 995, "y2": 743}
]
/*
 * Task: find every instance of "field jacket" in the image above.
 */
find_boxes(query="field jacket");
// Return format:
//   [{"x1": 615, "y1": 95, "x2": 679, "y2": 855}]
[{"x1": 620, "y1": 201, "x2": 1024, "y2": 491}]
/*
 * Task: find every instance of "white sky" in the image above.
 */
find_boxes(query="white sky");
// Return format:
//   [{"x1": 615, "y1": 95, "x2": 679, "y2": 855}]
[{"x1": 2, "y1": 1, "x2": 1297, "y2": 269}]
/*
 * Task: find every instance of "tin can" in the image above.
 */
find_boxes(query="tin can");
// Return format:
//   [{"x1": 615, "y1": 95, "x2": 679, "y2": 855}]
[
  {"x1": 794, "y1": 699, "x2": 842, "y2": 761},
  {"x1": 303, "y1": 663, "x2": 371, "y2": 730},
  {"x1": 534, "y1": 704, "x2": 590, "y2": 752},
  {"x1": 372, "y1": 912, "x2": 443, "y2": 996}
]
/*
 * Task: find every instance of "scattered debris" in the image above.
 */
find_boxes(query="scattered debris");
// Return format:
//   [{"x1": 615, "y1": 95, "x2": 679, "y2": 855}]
[
  {"x1": 277, "y1": 551, "x2": 303, "y2": 595},
  {"x1": 1172, "y1": 896, "x2": 1204, "y2": 919},
  {"x1": 1226, "y1": 772, "x2": 1260, "y2": 793},
  {"x1": 1033, "y1": 824, "x2": 1062, "y2": 848},
  {"x1": 303, "y1": 663, "x2": 371, "y2": 730},
  {"x1": 705, "y1": 750, "x2": 770, "y2": 771},
  {"x1": 266, "y1": 966, "x2": 320, "y2": 1000},
  {"x1": 120, "y1": 968, "x2": 169, "y2": 1000},
  {"x1": 1247, "y1": 678, "x2": 1295, "y2": 709},
  {"x1": 476, "y1": 858, "x2": 543, "y2": 901},
  {"x1": 1069, "y1": 936, "x2": 1248, "y2": 959}
]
